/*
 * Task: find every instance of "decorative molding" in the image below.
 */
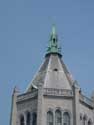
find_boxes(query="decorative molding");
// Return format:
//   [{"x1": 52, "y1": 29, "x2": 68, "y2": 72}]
[{"x1": 43, "y1": 88, "x2": 73, "y2": 97}]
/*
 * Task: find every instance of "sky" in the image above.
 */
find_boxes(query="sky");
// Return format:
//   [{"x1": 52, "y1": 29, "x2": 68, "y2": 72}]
[{"x1": 0, "y1": 0, "x2": 94, "y2": 124}]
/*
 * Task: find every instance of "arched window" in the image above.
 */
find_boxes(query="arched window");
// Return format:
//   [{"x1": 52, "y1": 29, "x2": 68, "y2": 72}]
[
  {"x1": 80, "y1": 114, "x2": 83, "y2": 125},
  {"x1": 80, "y1": 114, "x2": 82, "y2": 120},
  {"x1": 47, "y1": 111, "x2": 53, "y2": 125},
  {"x1": 26, "y1": 112, "x2": 31, "y2": 125},
  {"x1": 20, "y1": 115, "x2": 24, "y2": 125},
  {"x1": 63, "y1": 112, "x2": 70, "y2": 125},
  {"x1": 32, "y1": 112, "x2": 37, "y2": 125},
  {"x1": 55, "y1": 110, "x2": 62, "y2": 125},
  {"x1": 83, "y1": 115, "x2": 87, "y2": 125},
  {"x1": 88, "y1": 119, "x2": 92, "y2": 125}
]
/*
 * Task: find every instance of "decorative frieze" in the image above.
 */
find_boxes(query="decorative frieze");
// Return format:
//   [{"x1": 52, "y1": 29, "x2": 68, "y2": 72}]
[{"x1": 43, "y1": 88, "x2": 73, "y2": 97}]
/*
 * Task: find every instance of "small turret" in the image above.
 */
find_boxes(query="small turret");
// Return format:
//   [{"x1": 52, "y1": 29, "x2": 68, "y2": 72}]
[
  {"x1": 73, "y1": 80, "x2": 80, "y2": 90},
  {"x1": 10, "y1": 86, "x2": 20, "y2": 125},
  {"x1": 13, "y1": 86, "x2": 20, "y2": 94}
]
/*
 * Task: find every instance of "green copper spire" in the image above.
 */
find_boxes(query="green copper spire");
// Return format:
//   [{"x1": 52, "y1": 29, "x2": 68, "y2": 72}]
[
  {"x1": 52, "y1": 24, "x2": 57, "y2": 36},
  {"x1": 46, "y1": 25, "x2": 62, "y2": 56}
]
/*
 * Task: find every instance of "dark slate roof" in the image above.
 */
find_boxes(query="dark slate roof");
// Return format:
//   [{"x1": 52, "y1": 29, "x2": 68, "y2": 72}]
[{"x1": 26, "y1": 54, "x2": 74, "y2": 92}]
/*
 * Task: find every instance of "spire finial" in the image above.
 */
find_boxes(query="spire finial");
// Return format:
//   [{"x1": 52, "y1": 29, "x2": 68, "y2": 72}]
[
  {"x1": 52, "y1": 24, "x2": 56, "y2": 35},
  {"x1": 46, "y1": 25, "x2": 62, "y2": 56}
]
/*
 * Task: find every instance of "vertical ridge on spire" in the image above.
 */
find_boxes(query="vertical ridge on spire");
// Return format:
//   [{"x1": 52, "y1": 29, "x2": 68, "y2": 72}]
[{"x1": 46, "y1": 25, "x2": 62, "y2": 56}]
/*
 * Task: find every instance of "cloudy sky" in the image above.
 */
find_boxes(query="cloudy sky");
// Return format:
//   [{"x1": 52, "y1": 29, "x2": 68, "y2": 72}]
[{"x1": 0, "y1": 0, "x2": 94, "y2": 124}]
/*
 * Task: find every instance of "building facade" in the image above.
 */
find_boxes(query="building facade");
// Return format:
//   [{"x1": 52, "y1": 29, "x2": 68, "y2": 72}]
[{"x1": 10, "y1": 26, "x2": 94, "y2": 125}]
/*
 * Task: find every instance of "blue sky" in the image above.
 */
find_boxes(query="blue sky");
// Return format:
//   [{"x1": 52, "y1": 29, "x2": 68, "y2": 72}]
[{"x1": 0, "y1": 0, "x2": 94, "y2": 124}]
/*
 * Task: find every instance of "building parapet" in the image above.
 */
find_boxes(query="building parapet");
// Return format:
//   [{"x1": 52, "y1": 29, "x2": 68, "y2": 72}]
[
  {"x1": 79, "y1": 94, "x2": 94, "y2": 108},
  {"x1": 43, "y1": 88, "x2": 73, "y2": 97},
  {"x1": 17, "y1": 90, "x2": 38, "y2": 102}
]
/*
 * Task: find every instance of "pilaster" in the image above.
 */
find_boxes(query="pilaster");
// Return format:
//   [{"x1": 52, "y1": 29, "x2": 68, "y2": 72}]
[
  {"x1": 37, "y1": 83, "x2": 43, "y2": 125},
  {"x1": 10, "y1": 87, "x2": 19, "y2": 125},
  {"x1": 73, "y1": 81, "x2": 80, "y2": 125}
]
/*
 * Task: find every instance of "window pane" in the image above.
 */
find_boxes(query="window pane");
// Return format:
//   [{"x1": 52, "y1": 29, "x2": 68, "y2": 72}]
[
  {"x1": 47, "y1": 111, "x2": 53, "y2": 125},
  {"x1": 63, "y1": 112, "x2": 70, "y2": 125},
  {"x1": 26, "y1": 112, "x2": 30, "y2": 125},
  {"x1": 20, "y1": 115, "x2": 24, "y2": 125},
  {"x1": 32, "y1": 113, "x2": 37, "y2": 125},
  {"x1": 55, "y1": 110, "x2": 62, "y2": 125},
  {"x1": 88, "y1": 120, "x2": 92, "y2": 125}
]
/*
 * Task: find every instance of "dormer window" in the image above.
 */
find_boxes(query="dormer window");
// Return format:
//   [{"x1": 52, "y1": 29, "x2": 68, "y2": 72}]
[{"x1": 53, "y1": 68, "x2": 58, "y2": 72}]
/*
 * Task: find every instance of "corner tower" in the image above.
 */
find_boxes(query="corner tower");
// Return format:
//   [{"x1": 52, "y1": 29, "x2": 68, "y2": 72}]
[{"x1": 10, "y1": 26, "x2": 94, "y2": 125}]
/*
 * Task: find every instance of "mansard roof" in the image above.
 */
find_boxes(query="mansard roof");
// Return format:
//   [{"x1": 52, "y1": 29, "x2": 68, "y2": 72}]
[{"x1": 26, "y1": 26, "x2": 74, "y2": 92}]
